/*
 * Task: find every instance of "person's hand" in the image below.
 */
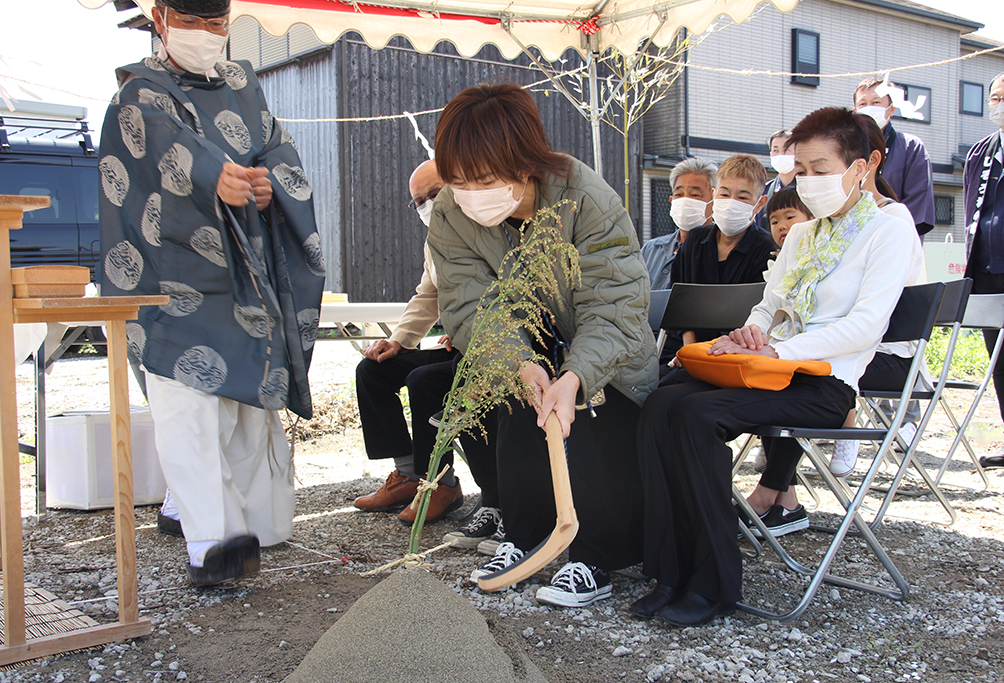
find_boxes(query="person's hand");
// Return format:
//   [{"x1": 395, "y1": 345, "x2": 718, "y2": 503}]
[
  {"x1": 363, "y1": 339, "x2": 402, "y2": 362},
  {"x1": 709, "y1": 336, "x2": 778, "y2": 357},
  {"x1": 667, "y1": 356, "x2": 681, "y2": 369},
  {"x1": 250, "y1": 172, "x2": 273, "y2": 210},
  {"x1": 727, "y1": 324, "x2": 769, "y2": 350},
  {"x1": 217, "y1": 163, "x2": 270, "y2": 207},
  {"x1": 538, "y1": 372, "x2": 580, "y2": 438},
  {"x1": 519, "y1": 361, "x2": 552, "y2": 413},
  {"x1": 438, "y1": 334, "x2": 453, "y2": 352}
]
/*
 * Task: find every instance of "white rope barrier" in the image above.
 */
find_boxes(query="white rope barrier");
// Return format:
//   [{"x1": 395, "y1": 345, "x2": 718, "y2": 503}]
[{"x1": 2, "y1": 42, "x2": 1000, "y2": 124}]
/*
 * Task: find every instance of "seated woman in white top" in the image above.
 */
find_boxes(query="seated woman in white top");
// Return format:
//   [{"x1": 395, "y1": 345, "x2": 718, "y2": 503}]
[
  {"x1": 826, "y1": 113, "x2": 925, "y2": 476},
  {"x1": 632, "y1": 106, "x2": 921, "y2": 628}
]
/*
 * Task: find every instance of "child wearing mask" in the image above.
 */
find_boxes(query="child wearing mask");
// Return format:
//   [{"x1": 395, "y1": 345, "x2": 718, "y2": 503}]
[{"x1": 766, "y1": 188, "x2": 813, "y2": 251}]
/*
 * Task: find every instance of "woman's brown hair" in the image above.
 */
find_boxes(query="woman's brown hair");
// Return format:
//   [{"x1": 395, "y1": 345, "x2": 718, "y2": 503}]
[
  {"x1": 434, "y1": 82, "x2": 571, "y2": 185},
  {"x1": 784, "y1": 107, "x2": 870, "y2": 168},
  {"x1": 854, "y1": 112, "x2": 900, "y2": 202}
]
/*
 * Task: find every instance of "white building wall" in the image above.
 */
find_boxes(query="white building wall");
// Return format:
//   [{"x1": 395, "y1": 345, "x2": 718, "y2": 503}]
[
  {"x1": 657, "y1": 0, "x2": 994, "y2": 243},
  {"x1": 686, "y1": 0, "x2": 963, "y2": 172},
  {"x1": 959, "y1": 47, "x2": 1004, "y2": 149}
]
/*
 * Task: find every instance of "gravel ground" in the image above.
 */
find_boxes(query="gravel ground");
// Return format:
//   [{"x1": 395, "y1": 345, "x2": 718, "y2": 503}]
[{"x1": 5, "y1": 341, "x2": 1004, "y2": 682}]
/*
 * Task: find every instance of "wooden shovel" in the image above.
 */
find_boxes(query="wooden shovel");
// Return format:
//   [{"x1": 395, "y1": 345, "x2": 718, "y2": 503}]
[{"x1": 477, "y1": 411, "x2": 579, "y2": 592}]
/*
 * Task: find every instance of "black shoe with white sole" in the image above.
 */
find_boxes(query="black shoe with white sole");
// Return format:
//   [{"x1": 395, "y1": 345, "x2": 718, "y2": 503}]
[
  {"x1": 535, "y1": 562, "x2": 612, "y2": 608},
  {"x1": 477, "y1": 521, "x2": 505, "y2": 556},
  {"x1": 470, "y1": 542, "x2": 524, "y2": 583},
  {"x1": 756, "y1": 504, "x2": 809, "y2": 537},
  {"x1": 443, "y1": 506, "x2": 501, "y2": 549}
]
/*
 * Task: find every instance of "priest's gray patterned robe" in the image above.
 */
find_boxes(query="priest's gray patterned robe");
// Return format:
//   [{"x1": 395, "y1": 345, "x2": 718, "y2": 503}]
[{"x1": 99, "y1": 57, "x2": 324, "y2": 419}]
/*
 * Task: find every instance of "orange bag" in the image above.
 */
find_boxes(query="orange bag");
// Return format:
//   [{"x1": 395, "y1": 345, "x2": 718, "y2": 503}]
[{"x1": 676, "y1": 341, "x2": 831, "y2": 391}]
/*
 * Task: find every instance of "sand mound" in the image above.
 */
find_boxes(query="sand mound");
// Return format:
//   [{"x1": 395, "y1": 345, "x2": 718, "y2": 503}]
[{"x1": 284, "y1": 567, "x2": 548, "y2": 683}]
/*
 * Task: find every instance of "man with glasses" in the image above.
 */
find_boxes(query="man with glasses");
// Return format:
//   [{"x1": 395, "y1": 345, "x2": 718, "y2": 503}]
[
  {"x1": 99, "y1": 0, "x2": 325, "y2": 585},
  {"x1": 354, "y1": 160, "x2": 504, "y2": 542},
  {"x1": 964, "y1": 72, "x2": 1004, "y2": 469}
]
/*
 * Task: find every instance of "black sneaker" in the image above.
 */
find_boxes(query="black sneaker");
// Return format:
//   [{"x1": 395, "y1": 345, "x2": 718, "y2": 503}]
[
  {"x1": 535, "y1": 562, "x2": 612, "y2": 608},
  {"x1": 756, "y1": 504, "x2": 809, "y2": 537},
  {"x1": 470, "y1": 542, "x2": 524, "y2": 583},
  {"x1": 735, "y1": 503, "x2": 769, "y2": 539},
  {"x1": 477, "y1": 520, "x2": 505, "y2": 556},
  {"x1": 443, "y1": 506, "x2": 500, "y2": 549}
]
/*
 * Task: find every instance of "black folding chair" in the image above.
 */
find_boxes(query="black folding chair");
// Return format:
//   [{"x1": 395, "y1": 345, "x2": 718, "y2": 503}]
[
  {"x1": 658, "y1": 282, "x2": 766, "y2": 335},
  {"x1": 734, "y1": 282, "x2": 947, "y2": 621},
  {"x1": 851, "y1": 278, "x2": 971, "y2": 528},
  {"x1": 933, "y1": 292, "x2": 1004, "y2": 490},
  {"x1": 649, "y1": 289, "x2": 672, "y2": 357}
]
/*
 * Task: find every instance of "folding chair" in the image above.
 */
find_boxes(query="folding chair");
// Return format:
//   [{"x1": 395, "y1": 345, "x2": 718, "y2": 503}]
[
  {"x1": 649, "y1": 289, "x2": 672, "y2": 357},
  {"x1": 734, "y1": 282, "x2": 947, "y2": 621},
  {"x1": 850, "y1": 277, "x2": 971, "y2": 528},
  {"x1": 932, "y1": 293, "x2": 1004, "y2": 490},
  {"x1": 657, "y1": 282, "x2": 766, "y2": 338}
]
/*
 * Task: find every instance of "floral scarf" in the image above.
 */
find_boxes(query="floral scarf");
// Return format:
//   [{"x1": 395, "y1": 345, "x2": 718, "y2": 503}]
[{"x1": 771, "y1": 191, "x2": 879, "y2": 340}]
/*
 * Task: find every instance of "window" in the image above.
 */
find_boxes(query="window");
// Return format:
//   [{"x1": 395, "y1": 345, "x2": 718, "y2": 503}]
[
  {"x1": 0, "y1": 164, "x2": 77, "y2": 225},
  {"x1": 960, "y1": 81, "x2": 984, "y2": 116},
  {"x1": 934, "y1": 195, "x2": 955, "y2": 226},
  {"x1": 651, "y1": 179, "x2": 675, "y2": 238},
  {"x1": 791, "y1": 29, "x2": 820, "y2": 87},
  {"x1": 892, "y1": 83, "x2": 932, "y2": 124}
]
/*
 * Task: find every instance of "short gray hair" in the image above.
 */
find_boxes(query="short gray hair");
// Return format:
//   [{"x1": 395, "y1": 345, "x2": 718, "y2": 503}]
[{"x1": 670, "y1": 157, "x2": 717, "y2": 191}]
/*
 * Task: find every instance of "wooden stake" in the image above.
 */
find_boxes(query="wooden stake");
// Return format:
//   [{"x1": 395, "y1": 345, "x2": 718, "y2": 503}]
[{"x1": 0, "y1": 204, "x2": 29, "y2": 646}]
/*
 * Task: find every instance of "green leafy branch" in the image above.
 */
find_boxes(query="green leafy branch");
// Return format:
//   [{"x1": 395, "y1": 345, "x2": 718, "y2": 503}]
[{"x1": 405, "y1": 199, "x2": 582, "y2": 556}]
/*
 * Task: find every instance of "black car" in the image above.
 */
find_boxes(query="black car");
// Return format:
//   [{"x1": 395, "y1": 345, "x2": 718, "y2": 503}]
[
  {"x1": 1, "y1": 112, "x2": 100, "y2": 275},
  {"x1": 2, "y1": 110, "x2": 106, "y2": 351}
]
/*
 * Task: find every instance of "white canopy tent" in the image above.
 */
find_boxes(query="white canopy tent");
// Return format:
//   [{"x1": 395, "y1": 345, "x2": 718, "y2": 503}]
[{"x1": 79, "y1": 0, "x2": 798, "y2": 171}]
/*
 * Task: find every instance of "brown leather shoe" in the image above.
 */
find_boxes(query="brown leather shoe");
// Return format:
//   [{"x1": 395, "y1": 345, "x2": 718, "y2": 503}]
[
  {"x1": 353, "y1": 470, "x2": 420, "y2": 511},
  {"x1": 398, "y1": 479, "x2": 463, "y2": 526}
]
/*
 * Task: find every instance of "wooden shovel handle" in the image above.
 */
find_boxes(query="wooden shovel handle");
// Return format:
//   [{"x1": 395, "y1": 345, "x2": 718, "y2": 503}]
[
  {"x1": 476, "y1": 411, "x2": 579, "y2": 592},
  {"x1": 544, "y1": 413, "x2": 576, "y2": 531}
]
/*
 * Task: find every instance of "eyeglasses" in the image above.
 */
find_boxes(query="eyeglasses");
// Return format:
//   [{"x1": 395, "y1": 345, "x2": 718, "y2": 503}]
[
  {"x1": 407, "y1": 186, "x2": 441, "y2": 211},
  {"x1": 990, "y1": 95, "x2": 1003, "y2": 106},
  {"x1": 165, "y1": 8, "x2": 230, "y2": 34}
]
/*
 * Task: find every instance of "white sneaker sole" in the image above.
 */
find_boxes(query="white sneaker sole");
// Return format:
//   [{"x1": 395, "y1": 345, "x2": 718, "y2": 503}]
[
  {"x1": 829, "y1": 460, "x2": 857, "y2": 477},
  {"x1": 754, "y1": 516, "x2": 809, "y2": 538},
  {"x1": 443, "y1": 531, "x2": 491, "y2": 549},
  {"x1": 477, "y1": 538, "x2": 502, "y2": 556},
  {"x1": 535, "y1": 583, "x2": 612, "y2": 608}
]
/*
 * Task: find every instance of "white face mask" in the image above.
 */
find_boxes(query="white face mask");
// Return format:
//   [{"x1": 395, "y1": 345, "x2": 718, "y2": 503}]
[
  {"x1": 712, "y1": 198, "x2": 756, "y2": 236},
  {"x1": 453, "y1": 180, "x2": 526, "y2": 226},
  {"x1": 857, "y1": 105, "x2": 891, "y2": 129},
  {"x1": 796, "y1": 165, "x2": 858, "y2": 218},
  {"x1": 163, "y1": 25, "x2": 228, "y2": 75},
  {"x1": 416, "y1": 200, "x2": 433, "y2": 227},
  {"x1": 670, "y1": 197, "x2": 709, "y2": 232},
  {"x1": 770, "y1": 154, "x2": 796, "y2": 175},
  {"x1": 990, "y1": 101, "x2": 1004, "y2": 130}
]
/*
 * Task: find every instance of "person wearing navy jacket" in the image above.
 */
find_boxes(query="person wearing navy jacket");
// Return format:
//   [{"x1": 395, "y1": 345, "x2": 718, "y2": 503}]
[
  {"x1": 963, "y1": 71, "x2": 1004, "y2": 469},
  {"x1": 853, "y1": 77, "x2": 936, "y2": 237}
]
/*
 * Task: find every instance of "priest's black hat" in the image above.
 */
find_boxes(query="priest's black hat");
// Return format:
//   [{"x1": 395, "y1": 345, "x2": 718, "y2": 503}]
[{"x1": 161, "y1": 0, "x2": 231, "y2": 18}]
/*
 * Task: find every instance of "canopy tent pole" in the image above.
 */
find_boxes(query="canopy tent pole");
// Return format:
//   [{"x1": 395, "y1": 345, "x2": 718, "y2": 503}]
[
  {"x1": 587, "y1": 48, "x2": 603, "y2": 176},
  {"x1": 501, "y1": 18, "x2": 589, "y2": 119}
]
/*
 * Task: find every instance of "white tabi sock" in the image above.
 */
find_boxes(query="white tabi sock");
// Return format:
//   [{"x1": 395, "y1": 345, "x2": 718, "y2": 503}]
[
  {"x1": 161, "y1": 489, "x2": 180, "y2": 521},
  {"x1": 187, "y1": 540, "x2": 220, "y2": 568}
]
